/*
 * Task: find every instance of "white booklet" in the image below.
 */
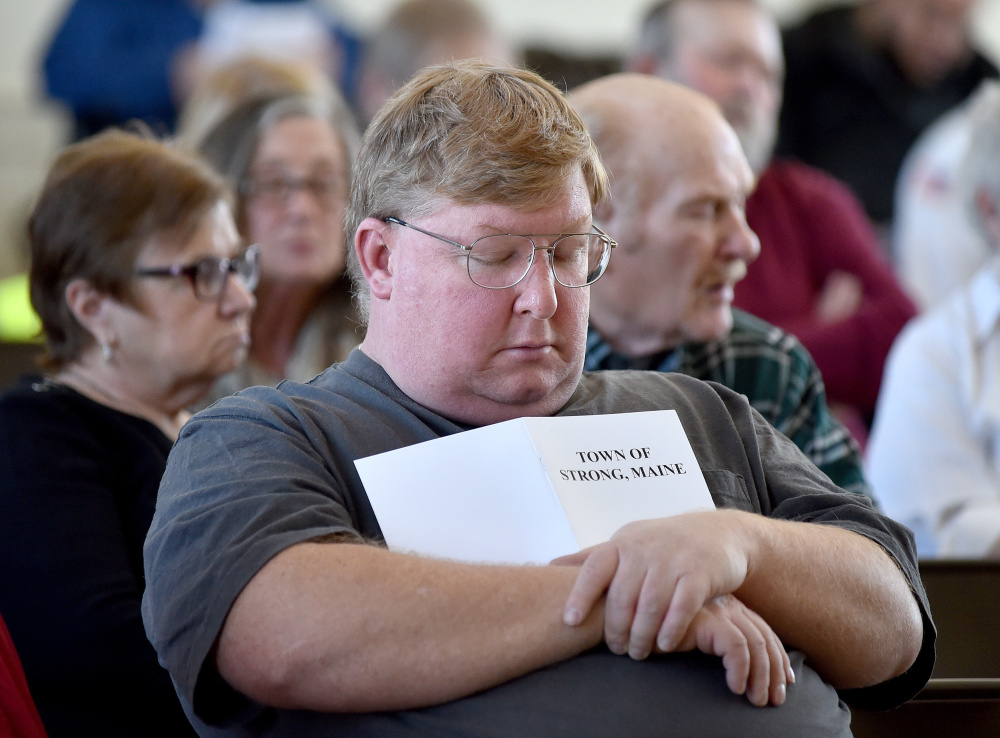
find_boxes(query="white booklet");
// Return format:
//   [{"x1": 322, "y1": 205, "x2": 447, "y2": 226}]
[{"x1": 355, "y1": 410, "x2": 715, "y2": 565}]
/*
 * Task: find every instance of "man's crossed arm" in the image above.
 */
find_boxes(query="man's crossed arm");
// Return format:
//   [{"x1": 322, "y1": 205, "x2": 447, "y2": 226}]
[{"x1": 215, "y1": 509, "x2": 923, "y2": 713}]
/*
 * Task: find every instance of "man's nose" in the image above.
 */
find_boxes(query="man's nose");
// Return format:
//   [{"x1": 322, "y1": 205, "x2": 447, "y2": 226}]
[
  {"x1": 719, "y1": 206, "x2": 761, "y2": 265},
  {"x1": 513, "y1": 249, "x2": 559, "y2": 319}
]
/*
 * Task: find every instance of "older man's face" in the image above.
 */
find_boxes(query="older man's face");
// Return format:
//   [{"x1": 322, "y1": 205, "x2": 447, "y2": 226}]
[
  {"x1": 362, "y1": 170, "x2": 593, "y2": 426},
  {"x1": 661, "y1": 0, "x2": 784, "y2": 174},
  {"x1": 591, "y1": 122, "x2": 759, "y2": 354}
]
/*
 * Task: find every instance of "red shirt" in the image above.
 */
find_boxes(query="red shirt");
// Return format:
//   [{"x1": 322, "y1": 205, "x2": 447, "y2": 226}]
[
  {"x1": 736, "y1": 160, "x2": 917, "y2": 419},
  {"x1": 0, "y1": 612, "x2": 47, "y2": 738}
]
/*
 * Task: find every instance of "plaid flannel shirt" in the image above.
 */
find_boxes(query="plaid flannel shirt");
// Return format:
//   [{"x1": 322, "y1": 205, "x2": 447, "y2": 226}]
[{"x1": 585, "y1": 309, "x2": 872, "y2": 499}]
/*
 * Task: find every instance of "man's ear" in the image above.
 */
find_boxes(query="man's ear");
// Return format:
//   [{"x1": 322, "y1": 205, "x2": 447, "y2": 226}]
[
  {"x1": 63, "y1": 278, "x2": 115, "y2": 344},
  {"x1": 355, "y1": 217, "x2": 394, "y2": 301}
]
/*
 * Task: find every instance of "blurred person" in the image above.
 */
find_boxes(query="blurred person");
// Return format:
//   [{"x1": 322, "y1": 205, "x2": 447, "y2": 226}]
[
  {"x1": 192, "y1": 92, "x2": 362, "y2": 402},
  {"x1": 869, "y1": 81, "x2": 1000, "y2": 558},
  {"x1": 42, "y1": 0, "x2": 212, "y2": 139},
  {"x1": 778, "y1": 0, "x2": 997, "y2": 226},
  {"x1": 196, "y1": 0, "x2": 335, "y2": 71},
  {"x1": 177, "y1": 55, "x2": 337, "y2": 152},
  {"x1": 574, "y1": 72, "x2": 871, "y2": 499},
  {"x1": 893, "y1": 90, "x2": 992, "y2": 310},
  {"x1": 0, "y1": 130, "x2": 258, "y2": 735},
  {"x1": 629, "y1": 0, "x2": 917, "y2": 435},
  {"x1": 142, "y1": 60, "x2": 931, "y2": 736},
  {"x1": 355, "y1": 0, "x2": 515, "y2": 124},
  {"x1": 177, "y1": 0, "x2": 363, "y2": 104}
]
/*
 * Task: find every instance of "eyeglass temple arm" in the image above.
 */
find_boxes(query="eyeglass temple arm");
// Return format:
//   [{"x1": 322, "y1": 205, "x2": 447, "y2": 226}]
[{"x1": 383, "y1": 217, "x2": 474, "y2": 252}]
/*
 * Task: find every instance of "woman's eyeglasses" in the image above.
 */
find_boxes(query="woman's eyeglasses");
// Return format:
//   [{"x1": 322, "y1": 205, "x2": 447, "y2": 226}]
[{"x1": 134, "y1": 244, "x2": 261, "y2": 302}]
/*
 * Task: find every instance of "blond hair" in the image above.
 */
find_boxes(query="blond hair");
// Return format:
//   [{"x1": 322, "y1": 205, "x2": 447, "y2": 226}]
[{"x1": 346, "y1": 60, "x2": 607, "y2": 321}]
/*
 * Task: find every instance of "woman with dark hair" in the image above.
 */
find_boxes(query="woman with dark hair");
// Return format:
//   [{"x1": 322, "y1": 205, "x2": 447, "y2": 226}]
[
  {"x1": 0, "y1": 129, "x2": 258, "y2": 736},
  {"x1": 191, "y1": 90, "x2": 362, "y2": 402}
]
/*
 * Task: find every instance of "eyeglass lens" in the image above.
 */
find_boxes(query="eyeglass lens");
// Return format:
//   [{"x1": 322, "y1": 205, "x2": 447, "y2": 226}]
[
  {"x1": 468, "y1": 235, "x2": 609, "y2": 288},
  {"x1": 194, "y1": 248, "x2": 260, "y2": 300},
  {"x1": 246, "y1": 173, "x2": 340, "y2": 208}
]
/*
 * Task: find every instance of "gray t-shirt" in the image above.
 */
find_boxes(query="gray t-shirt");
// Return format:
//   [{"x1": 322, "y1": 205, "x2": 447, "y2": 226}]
[{"x1": 143, "y1": 349, "x2": 934, "y2": 737}]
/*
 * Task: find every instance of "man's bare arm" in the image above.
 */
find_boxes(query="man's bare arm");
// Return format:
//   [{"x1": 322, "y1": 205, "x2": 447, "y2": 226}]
[
  {"x1": 737, "y1": 514, "x2": 923, "y2": 688},
  {"x1": 560, "y1": 510, "x2": 923, "y2": 690},
  {"x1": 215, "y1": 541, "x2": 605, "y2": 712}
]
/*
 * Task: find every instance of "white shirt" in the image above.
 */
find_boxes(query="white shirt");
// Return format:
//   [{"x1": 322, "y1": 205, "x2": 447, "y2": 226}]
[
  {"x1": 892, "y1": 104, "x2": 992, "y2": 311},
  {"x1": 869, "y1": 259, "x2": 1000, "y2": 557},
  {"x1": 197, "y1": 0, "x2": 333, "y2": 70}
]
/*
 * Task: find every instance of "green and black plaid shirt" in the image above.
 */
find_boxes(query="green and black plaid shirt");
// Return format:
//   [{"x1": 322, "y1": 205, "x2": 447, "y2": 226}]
[{"x1": 586, "y1": 309, "x2": 872, "y2": 500}]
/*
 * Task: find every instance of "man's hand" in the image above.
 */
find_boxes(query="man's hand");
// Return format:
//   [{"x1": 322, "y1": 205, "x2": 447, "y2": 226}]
[
  {"x1": 815, "y1": 270, "x2": 864, "y2": 323},
  {"x1": 673, "y1": 594, "x2": 793, "y2": 706},
  {"x1": 552, "y1": 512, "x2": 792, "y2": 707},
  {"x1": 553, "y1": 513, "x2": 755, "y2": 657}
]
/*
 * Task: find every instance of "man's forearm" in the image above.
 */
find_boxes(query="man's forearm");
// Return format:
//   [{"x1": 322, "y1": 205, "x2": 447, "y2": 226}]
[
  {"x1": 736, "y1": 514, "x2": 923, "y2": 688},
  {"x1": 215, "y1": 541, "x2": 604, "y2": 712}
]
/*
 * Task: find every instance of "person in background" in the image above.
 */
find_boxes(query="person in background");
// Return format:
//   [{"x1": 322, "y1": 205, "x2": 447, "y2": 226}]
[
  {"x1": 177, "y1": 55, "x2": 338, "y2": 152},
  {"x1": 41, "y1": 0, "x2": 211, "y2": 138},
  {"x1": 575, "y1": 72, "x2": 871, "y2": 499},
  {"x1": 892, "y1": 85, "x2": 993, "y2": 311},
  {"x1": 778, "y1": 0, "x2": 996, "y2": 227},
  {"x1": 869, "y1": 81, "x2": 1000, "y2": 559},
  {"x1": 0, "y1": 129, "x2": 257, "y2": 735},
  {"x1": 629, "y1": 0, "x2": 917, "y2": 438},
  {"x1": 355, "y1": 0, "x2": 514, "y2": 125},
  {"x1": 142, "y1": 60, "x2": 931, "y2": 737},
  {"x1": 190, "y1": 91, "x2": 361, "y2": 403},
  {"x1": 177, "y1": 0, "x2": 363, "y2": 105}
]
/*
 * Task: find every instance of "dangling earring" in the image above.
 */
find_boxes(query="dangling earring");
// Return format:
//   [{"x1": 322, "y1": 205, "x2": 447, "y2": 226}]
[{"x1": 100, "y1": 340, "x2": 112, "y2": 363}]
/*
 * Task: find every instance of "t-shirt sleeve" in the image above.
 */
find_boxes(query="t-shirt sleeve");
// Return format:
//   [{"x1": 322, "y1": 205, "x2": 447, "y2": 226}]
[
  {"x1": 745, "y1": 403, "x2": 935, "y2": 709},
  {"x1": 142, "y1": 389, "x2": 363, "y2": 725}
]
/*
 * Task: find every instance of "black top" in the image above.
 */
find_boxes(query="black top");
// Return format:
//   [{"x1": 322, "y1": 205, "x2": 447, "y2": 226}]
[
  {"x1": 0, "y1": 377, "x2": 196, "y2": 737},
  {"x1": 777, "y1": 4, "x2": 998, "y2": 224}
]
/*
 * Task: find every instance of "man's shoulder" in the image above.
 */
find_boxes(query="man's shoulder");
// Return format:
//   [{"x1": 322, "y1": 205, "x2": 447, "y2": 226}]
[
  {"x1": 691, "y1": 310, "x2": 814, "y2": 371},
  {"x1": 729, "y1": 307, "x2": 800, "y2": 340},
  {"x1": 194, "y1": 350, "x2": 386, "y2": 418},
  {"x1": 178, "y1": 359, "x2": 376, "y2": 457},
  {"x1": 756, "y1": 160, "x2": 867, "y2": 211},
  {"x1": 573, "y1": 366, "x2": 745, "y2": 417},
  {"x1": 677, "y1": 311, "x2": 823, "y2": 424}
]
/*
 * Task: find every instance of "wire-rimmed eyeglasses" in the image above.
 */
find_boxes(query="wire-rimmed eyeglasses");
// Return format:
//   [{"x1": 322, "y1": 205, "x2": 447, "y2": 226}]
[
  {"x1": 134, "y1": 244, "x2": 261, "y2": 302},
  {"x1": 241, "y1": 173, "x2": 343, "y2": 210},
  {"x1": 383, "y1": 216, "x2": 617, "y2": 289}
]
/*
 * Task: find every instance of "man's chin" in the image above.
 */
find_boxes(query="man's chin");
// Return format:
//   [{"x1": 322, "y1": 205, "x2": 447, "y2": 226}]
[
  {"x1": 474, "y1": 370, "x2": 580, "y2": 418},
  {"x1": 685, "y1": 312, "x2": 734, "y2": 344},
  {"x1": 494, "y1": 377, "x2": 568, "y2": 407}
]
